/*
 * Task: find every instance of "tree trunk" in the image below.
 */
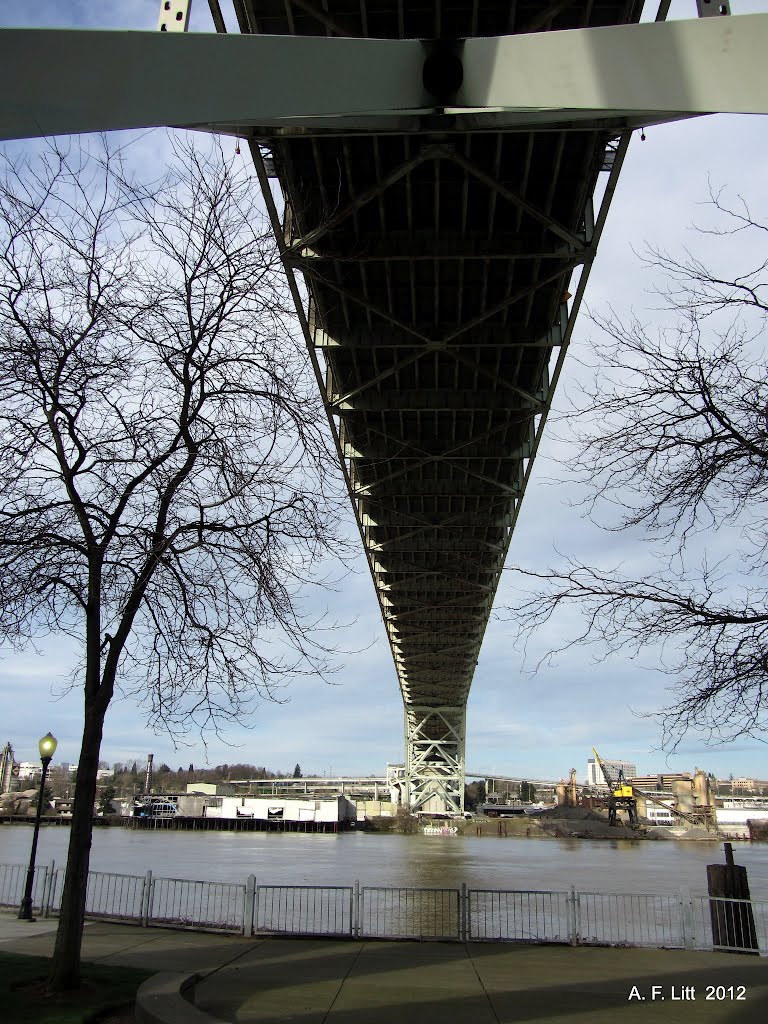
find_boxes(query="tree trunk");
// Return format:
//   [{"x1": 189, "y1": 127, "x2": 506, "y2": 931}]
[{"x1": 47, "y1": 699, "x2": 106, "y2": 991}]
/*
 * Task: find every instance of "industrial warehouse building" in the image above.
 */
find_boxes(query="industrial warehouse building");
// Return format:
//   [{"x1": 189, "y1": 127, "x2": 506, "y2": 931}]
[{"x1": 204, "y1": 794, "x2": 357, "y2": 824}]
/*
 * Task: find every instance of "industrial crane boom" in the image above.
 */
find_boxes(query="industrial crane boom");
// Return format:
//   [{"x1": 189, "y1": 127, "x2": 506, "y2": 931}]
[{"x1": 592, "y1": 748, "x2": 718, "y2": 833}]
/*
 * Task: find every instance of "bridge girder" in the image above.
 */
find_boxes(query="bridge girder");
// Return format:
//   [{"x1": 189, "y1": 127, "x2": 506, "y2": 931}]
[{"x1": 2, "y1": 15, "x2": 768, "y2": 140}]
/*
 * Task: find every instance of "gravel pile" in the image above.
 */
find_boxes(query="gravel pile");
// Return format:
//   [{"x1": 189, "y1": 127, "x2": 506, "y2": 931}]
[{"x1": 532, "y1": 805, "x2": 648, "y2": 840}]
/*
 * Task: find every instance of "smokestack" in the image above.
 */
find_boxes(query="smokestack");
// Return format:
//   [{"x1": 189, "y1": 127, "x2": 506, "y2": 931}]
[
  {"x1": 0, "y1": 742, "x2": 14, "y2": 794},
  {"x1": 145, "y1": 754, "x2": 154, "y2": 793}
]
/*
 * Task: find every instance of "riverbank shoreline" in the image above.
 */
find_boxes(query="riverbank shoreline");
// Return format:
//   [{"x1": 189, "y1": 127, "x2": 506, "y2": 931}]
[
  {"x1": 0, "y1": 811, "x2": 742, "y2": 842},
  {"x1": 365, "y1": 809, "x2": 731, "y2": 842}
]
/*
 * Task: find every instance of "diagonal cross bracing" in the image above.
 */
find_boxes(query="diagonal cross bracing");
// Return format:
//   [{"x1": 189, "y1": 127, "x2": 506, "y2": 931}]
[{"x1": 227, "y1": 0, "x2": 646, "y2": 813}]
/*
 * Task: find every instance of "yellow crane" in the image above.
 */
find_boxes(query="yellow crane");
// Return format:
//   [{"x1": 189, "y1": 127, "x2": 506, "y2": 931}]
[
  {"x1": 592, "y1": 748, "x2": 638, "y2": 826},
  {"x1": 592, "y1": 748, "x2": 719, "y2": 833}
]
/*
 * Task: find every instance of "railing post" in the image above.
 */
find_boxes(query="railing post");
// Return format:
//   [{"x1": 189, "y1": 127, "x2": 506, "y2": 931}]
[
  {"x1": 460, "y1": 883, "x2": 468, "y2": 942},
  {"x1": 244, "y1": 874, "x2": 256, "y2": 937},
  {"x1": 42, "y1": 864, "x2": 51, "y2": 918},
  {"x1": 35, "y1": 864, "x2": 48, "y2": 917},
  {"x1": 41, "y1": 861, "x2": 54, "y2": 917},
  {"x1": 140, "y1": 869, "x2": 153, "y2": 927},
  {"x1": 352, "y1": 880, "x2": 360, "y2": 938},
  {"x1": 568, "y1": 886, "x2": 579, "y2": 946},
  {"x1": 679, "y1": 886, "x2": 695, "y2": 949}
]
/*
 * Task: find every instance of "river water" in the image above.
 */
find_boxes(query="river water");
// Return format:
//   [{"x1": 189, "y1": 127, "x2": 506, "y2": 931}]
[{"x1": 2, "y1": 826, "x2": 768, "y2": 898}]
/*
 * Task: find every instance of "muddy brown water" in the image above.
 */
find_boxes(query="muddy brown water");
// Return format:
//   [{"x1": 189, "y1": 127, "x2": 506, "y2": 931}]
[{"x1": 2, "y1": 826, "x2": 768, "y2": 897}]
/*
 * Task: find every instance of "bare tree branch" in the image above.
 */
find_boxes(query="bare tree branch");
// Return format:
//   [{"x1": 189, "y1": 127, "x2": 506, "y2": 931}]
[
  {"x1": 0, "y1": 134, "x2": 350, "y2": 990},
  {"x1": 503, "y1": 189, "x2": 768, "y2": 750}
]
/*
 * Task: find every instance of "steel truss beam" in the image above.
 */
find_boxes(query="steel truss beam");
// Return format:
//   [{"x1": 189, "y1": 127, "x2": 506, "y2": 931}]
[
  {"x1": 1, "y1": 16, "x2": 767, "y2": 142},
  {"x1": 312, "y1": 311, "x2": 567, "y2": 349},
  {"x1": 0, "y1": 17, "x2": 762, "y2": 141},
  {"x1": 291, "y1": 239, "x2": 579, "y2": 263},
  {"x1": 286, "y1": 145, "x2": 446, "y2": 255},
  {"x1": 334, "y1": 390, "x2": 539, "y2": 412},
  {"x1": 444, "y1": 148, "x2": 586, "y2": 250},
  {"x1": 345, "y1": 415, "x2": 534, "y2": 474},
  {"x1": 405, "y1": 706, "x2": 466, "y2": 814}
]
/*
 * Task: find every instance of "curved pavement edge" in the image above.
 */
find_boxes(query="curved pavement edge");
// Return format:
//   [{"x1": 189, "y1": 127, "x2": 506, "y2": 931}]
[{"x1": 135, "y1": 971, "x2": 228, "y2": 1024}]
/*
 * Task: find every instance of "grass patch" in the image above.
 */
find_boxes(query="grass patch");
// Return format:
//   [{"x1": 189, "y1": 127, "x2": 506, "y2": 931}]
[{"x1": 0, "y1": 952, "x2": 152, "y2": 1024}]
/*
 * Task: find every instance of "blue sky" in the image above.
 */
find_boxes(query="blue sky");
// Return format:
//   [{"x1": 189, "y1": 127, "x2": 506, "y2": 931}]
[{"x1": 1, "y1": 1, "x2": 767, "y2": 783}]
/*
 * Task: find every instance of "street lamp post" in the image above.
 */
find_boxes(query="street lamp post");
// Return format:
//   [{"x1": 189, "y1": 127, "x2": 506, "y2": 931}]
[{"x1": 18, "y1": 731, "x2": 57, "y2": 921}]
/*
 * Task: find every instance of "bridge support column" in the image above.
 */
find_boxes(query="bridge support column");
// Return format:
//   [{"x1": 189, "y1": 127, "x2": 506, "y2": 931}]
[{"x1": 404, "y1": 706, "x2": 465, "y2": 815}]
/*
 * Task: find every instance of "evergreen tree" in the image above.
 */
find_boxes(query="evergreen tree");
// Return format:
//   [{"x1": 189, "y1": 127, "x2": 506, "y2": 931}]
[
  {"x1": 464, "y1": 781, "x2": 486, "y2": 810},
  {"x1": 98, "y1": 786, "x2": 116, "y2": 815},
  {"x1": 520, "y1": 780, "x2": 536, "y2": 802}
]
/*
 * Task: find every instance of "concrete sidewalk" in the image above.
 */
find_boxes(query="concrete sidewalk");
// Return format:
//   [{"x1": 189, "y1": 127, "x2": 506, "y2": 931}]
[{"x1": 1, "y1": 912, "x2": 767, "y2": 1023}]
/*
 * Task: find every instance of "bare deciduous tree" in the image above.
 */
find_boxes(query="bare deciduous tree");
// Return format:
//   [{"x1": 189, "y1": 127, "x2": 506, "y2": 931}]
[
  {"x1": 505, "y1": 190, "x2": 768, "y2": 749},
  {"x1": 0, "y1": 136, "x2": 346, "y2": 990}
]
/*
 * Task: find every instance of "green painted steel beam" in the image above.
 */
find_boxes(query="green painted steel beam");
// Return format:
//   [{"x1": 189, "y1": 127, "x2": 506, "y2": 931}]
[
  {"x1": 0, "y1": 30, "x2": 426, "y2": 141},
  {"x1": 1, "y1": 16, "x2": 767, "y2": 142}
]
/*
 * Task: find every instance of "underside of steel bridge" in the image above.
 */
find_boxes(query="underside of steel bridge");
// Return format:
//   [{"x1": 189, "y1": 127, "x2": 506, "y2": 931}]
[
  {"x1": 1, "y1": 0, "x2": 765, "y2": 813},
  {"x1": 226, "y1": 0, "x2": 646, "y2": 813}
]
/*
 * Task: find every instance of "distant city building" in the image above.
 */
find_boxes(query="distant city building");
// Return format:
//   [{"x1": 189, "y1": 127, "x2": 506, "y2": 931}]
[
  {"x1": 731, "y1": 778, "x2": 756, "y2": 792},
  {"x1": 65, "y1": 764, "x2": 112, "y2": 780},
  {"x1": 17, "y1": 761, "x2": 43, "y2": 780},
  {"x1": 186, "y1": 782, "x2": 225, "y2": 796},
  {"x1": 586, "y1": 758, "x2": 637, "y2": 788},
  {"x1": 629, "y1": 773, "x2": 691, "y2": 789},
  {"x1": 713, "y1": 777, "x2": 767, "y2": 796}
]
